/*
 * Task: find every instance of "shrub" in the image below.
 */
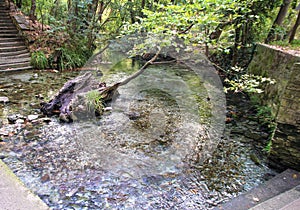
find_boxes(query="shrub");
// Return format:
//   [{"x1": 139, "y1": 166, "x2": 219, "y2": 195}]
[{"x1": 31, "y1": 51, "x2": 48, "y2": 70}]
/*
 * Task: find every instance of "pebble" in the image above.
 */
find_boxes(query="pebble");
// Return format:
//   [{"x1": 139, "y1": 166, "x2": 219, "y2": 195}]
[
  {"x1": 104, "y1": 107, "x2": 112, "y2": 112},
  {"x1": 15, "y1": 119, "x2": 25, "y2": 124},
  {"x1": 7, "y1": 114, "x2": 25, "y2": 124},
  {"x1": 0, "y1": 96, "x2": 9, "y2": 103},
  {"x1": 27, "y1": 115, "x2": 39, "y2": 121},
  {"x1": 29, "y1": 103, "x2": 40, "y2": 109},
  {"x1": 0, "y1": 128, "x2": 9, "y2": 136},
  {"x1": 41, "y1": 174, "x2": 50, "y2": 183}
]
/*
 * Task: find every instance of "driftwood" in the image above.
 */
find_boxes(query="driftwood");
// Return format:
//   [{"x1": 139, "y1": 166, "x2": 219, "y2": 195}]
[{"x1": 40, "y1": 49, "x2": 161, "y2": 122}]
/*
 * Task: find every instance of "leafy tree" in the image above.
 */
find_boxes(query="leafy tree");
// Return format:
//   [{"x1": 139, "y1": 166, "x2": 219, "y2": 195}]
[
  {"x1": 12, "y1": 0, "x2": 299, "y2": 70},
  {"x1": 122, "y1": 0, "x2": 280, "y2": 65}
]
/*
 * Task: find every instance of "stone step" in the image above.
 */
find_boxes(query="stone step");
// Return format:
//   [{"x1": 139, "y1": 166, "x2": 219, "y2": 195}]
[
  {"x1": 249, "y1": 185, "x2": 300, "y2": 210},
  {"x1": 0, "y1": 41, "x2": 25, "y2": 47},
  {"x1": 0, "y1": 14, "x2": 9, "y2": 18},
  {"x1": 0, "y1": 16, "x2": 12, "y2": 19},
  {"x1": 0, "y1": 25, "x2": 16, "y2": 29},
  {"x1": 0, "y1": 15, "x2": 10, "y2": 18},
  {"x1": 0, "y1": 29, "x2": 18, "y2": 34},
  {"x1": 0, "y1": 160, "x2": 48, "y2": 209},
  {"x1": 280, "y1": 197, "x2": 300, "y2": 210},
  {"x1": 0, "y1": 53, "x2": 30, "y2": 59},
  {"x1": 0, "y1": 37, "x2": 23, "y2": 43},
  {"x1": 0, "y1": 49, "x2": 29, "y2": 57},
  {"x1": 0, "y1": 57, "x2": 30, "y2": 65},
  {"x1": 0, "y1": 65, "x2": 32, "y2": 72},
  {"x1": 0, "y1": 4, "x2": 32, "y2": 72},
  {"x1": 0, "y1": 20, "x2": 15, "y2": 24},
  {"x1": 0, "y1": 19, "x2": 13, "y2": 22},
  {"x1": 0, "y1": 33, "x2": 18, "y2": 38},
  {"x1": 0, "y1": 19, "x2": 13, "y2": 23},
  {"x1": 214, "y1": 169, "x2": 300, "y2": 210},
  {"x1": 0, "y1": 60, "x2": 31, "y2": 70},
  {"x1": 0, "y1": 25, "x2": 16, "y2": 30},
  {"x1": 0, "y1": 45, "x2": 27, "y2": 53}
]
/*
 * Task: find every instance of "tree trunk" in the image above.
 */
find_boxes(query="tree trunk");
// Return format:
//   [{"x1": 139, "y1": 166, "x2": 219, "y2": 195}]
[
  {"x1": 265, "y1": 0, "x2": 292, "y2": 43},
  {"x1": 67, "y1": 0, "x2": 72, "y2": 11},
  {"x1": 128, "y1": 0, "x2": 136, "y2": 23},
  {"x1": 16, "y1": 0, "x2": 22, "y2": 8},
  {"x1": 140, "y1": 0, "x2": 146, "y2": 18},
  {"x1": 50, "y1": 0, "x2": 60, "y2": 19},
  {"x1": 29, "y1": 0, "x2": 37, "y2": 23},
  {"x1": 232, "y1": 25, "x2": 241, "y2": 66},
  {"x1": 209, "y1": 20, "x2": 234, "y2": 41},
  {"x1": 289, "y1": 9, "x2": 300, "y2": 43}
]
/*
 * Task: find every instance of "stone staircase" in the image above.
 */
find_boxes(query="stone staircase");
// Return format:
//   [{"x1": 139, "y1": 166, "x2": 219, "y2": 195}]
[
  {"x1": 0, "y1": 0, "x2": 32, "y2": 72},
  {"x1": 214, "y1": 169, "x2": 300, "y2": 210}
]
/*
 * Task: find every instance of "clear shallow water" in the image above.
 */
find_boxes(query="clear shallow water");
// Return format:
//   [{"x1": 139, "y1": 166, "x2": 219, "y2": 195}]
[{"x1": 0, "y1": 48, "x2": 276, "y2": 209}]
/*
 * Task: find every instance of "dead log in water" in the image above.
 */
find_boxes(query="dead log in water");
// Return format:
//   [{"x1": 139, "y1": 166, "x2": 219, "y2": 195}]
[{"x1": 40, "y1": 49, "x2": 161, "y2": 122}]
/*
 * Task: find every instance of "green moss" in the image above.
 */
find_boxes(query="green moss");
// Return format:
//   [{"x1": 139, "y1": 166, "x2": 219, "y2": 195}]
[{"x1": 194, "y1": 94, "x2": 212, "y2": 124}]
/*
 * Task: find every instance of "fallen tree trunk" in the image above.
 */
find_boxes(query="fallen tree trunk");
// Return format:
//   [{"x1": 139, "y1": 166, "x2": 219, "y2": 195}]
[{"x1": 40, "y1": 49, "x2": 161, "y2": 122}]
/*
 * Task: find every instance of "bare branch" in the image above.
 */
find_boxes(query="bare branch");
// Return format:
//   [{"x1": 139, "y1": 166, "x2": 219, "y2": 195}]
[{"x1": 119, "y1": 48, "x2": 162, "y2": 86}]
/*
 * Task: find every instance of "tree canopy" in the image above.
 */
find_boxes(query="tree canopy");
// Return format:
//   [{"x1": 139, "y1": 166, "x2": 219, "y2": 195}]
[{"x1": 12, "y1": 0, "x2": 300, "y2": 70}]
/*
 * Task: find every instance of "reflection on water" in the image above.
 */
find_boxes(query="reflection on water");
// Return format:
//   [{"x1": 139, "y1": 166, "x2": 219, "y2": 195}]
[{"x1": 74, "y1": 63, "x2": 210, "y2": 178}]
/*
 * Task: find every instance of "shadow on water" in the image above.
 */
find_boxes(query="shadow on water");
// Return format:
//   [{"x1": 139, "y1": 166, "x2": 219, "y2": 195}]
[{"x1": 0, "y1": 43, "x2": 276, "y2": 209}]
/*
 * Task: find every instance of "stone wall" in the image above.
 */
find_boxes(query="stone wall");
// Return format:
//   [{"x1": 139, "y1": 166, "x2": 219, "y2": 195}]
[{"x1": 248, "y1": 43, "x2": 300, "y2": 171}]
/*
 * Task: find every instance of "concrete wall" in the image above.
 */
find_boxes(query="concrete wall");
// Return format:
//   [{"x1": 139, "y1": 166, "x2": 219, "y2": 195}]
[{"x1": 248, "y1": 43, "x2": 300, "y2": 170}]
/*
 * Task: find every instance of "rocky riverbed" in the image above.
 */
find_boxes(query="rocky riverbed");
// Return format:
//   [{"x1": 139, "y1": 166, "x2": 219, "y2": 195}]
[{"x1": 0, "y1": 67, "x2": 277, "y2": 209}]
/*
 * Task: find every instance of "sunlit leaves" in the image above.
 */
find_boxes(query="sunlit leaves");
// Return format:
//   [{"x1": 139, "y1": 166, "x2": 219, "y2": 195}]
[{"x1": 224, "y1": 66, "x2": 276, "y2": 93}]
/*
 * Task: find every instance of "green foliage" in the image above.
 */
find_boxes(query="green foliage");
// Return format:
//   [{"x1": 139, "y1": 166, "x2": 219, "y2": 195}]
[
  {"x1": 20, "y1": 0, "x2": 298, "y2": 72},
  {"x1": 30, "y1": 51, "x2": 48, "y2": 70},
  {"x1": 255, "y1": 105, "x2": 277, "y2": 154},
  {"x1": 85, "y1": 90, "x2": 104, "y2": 115},
  {"x1": 263, "y1": 139, "x2": 272, "y2": 153},
  {"x1": 271, "y1": 39, "x2": 300, "y2": 50},
  {"x1": 121, "y1": 0, "x2": 281, "y2": 55},
  {"x1": 224, "y1": 66, "x2": 276, "y2": 94},
  {"x1": 56, "y1": 44, "x2": 90, "y2": 70},
  {"x1": 256, "y1": 105, "x2": 273, "y2": 125}
]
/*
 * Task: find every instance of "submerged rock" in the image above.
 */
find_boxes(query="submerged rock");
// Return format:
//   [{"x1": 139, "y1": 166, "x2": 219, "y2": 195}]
[
  {"x1": 27, "y1": 115, "x2": 39, "y2": 121},
  {"x1": 7, "y1": 114, "x2": 25, "y2": 124},
  {"x1": 15, "y1": 119, "x2": 25, "y2": 124},
  {"x1": 0, "y1": 128, "x2": 9, "y2": 136},
  {"x1": 0, "y1": 96, "x2": 9, "y2": 103}
]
